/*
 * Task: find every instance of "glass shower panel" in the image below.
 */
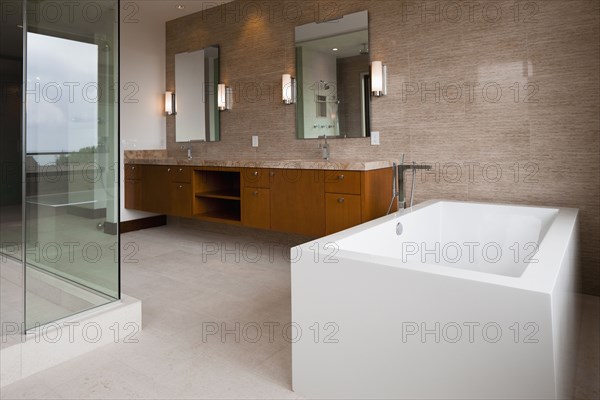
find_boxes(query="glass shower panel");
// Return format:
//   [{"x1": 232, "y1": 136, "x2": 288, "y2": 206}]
[
  {"x1": 0, "y1": 0, "x2": 23, "y2": 262},
  {"x1": 1, "y1": 0, "x2": 25, "y2": 348},
  {"x1": 24, "y1": 0, "x2": 119, "y2": 330}
]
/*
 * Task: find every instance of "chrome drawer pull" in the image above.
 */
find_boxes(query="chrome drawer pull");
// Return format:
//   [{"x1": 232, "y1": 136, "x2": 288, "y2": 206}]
[
  {"x1": 338, "y1": 174, "x2": 345, "y2": 181},
  {"x1": 253, "y1": 171, "x2": 259, "y2": 176},
  {"x1": 253, "y1": 191, "x2": 259, "y2": 196},
  {"x1": 338, "y1": 197, "x2": 345, "y2": 203}
]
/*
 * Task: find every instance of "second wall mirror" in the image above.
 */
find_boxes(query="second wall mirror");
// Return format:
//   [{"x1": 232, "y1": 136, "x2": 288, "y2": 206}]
[
  {"x1": 295, "y1": 11, "x2": 370, "y2": 140},
  {"x1": 175, "y1": 45, "x2": 220, "y2": 142}
]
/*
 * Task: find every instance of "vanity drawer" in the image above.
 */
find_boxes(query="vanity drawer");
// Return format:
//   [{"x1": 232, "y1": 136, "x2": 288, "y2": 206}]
[
  {"x1": 124, "y1": 164, "x2": 142, "y2": 180},
  {"x1": 325, "y1": 171, "x2": 361, "y2": 195},
  {"x1": 171, "y1": 166, "x2": 192, "y2": 183},
  {"x1": 242, "y1": 168, "x2": 270, "y2": 188}
]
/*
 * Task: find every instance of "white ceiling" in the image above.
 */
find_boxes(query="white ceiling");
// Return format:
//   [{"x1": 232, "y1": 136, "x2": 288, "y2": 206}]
[
  {"x1": 0, "y1": 1, "x2": 236, "y2": 59},
  {"x1": 142, "y1": 0, "x2": 235, "y2": 23}
]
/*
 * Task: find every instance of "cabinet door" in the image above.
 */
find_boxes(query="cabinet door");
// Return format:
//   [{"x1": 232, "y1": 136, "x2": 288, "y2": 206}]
[
  {"x1": 171, "y1": 182, "x2": 192, "y2": 217},
  {"x1": 124, "y1": 179, "x2": 142, "y2": 210},
  {"x1": 325, "y1": 193, "x2": 361, "y2": 235},
  {"x1": 141, "y1": 165, "x2": 171, "y2": 213},
  {"x1": 270, "y1": 169, "x2": 325, "y2": 236},
  {"x1": 242, "y1": 188, "x2": 271, "y2": 230}
]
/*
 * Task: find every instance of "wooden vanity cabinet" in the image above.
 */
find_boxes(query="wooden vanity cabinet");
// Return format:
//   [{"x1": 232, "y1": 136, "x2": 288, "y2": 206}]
[
  {"x1": 242, "y1": 168, "x2": 271, "y2": 230},
  {"x1": 129, "y1": 165, "x2": 192, "y2": 216},
  {"x1": 324, "y1": 171, "x2": 361, "y2": 195},
  {"x1": 125, "y1": 163, "x2": 392, "y2": 236},
  {"x1": 170, "y1": 166, "x2": 192, "y2": 217},
  {"x1": 124, "y1": 164, "x2": 143, "y2": 210},
  {"x1": 270, "y1": 169, "x2": 325, "y2": 237},
  {"x1": 325, "y1": 193, "x2": 362, "y2": 234},
  {"x1": 241, "y1": 168, "x2": 270, "y2": 189},
  {"x1": 324, "y1": 169, "x2": 395, "y2": 235},
  {"x1": 193, "y1": 168, "x2": 241, "y2": 224},
  {"x1": 324, "y1": 171, "x2": 363, "y2": 235},
  {"x1": 242, "y1": 188, "x2": 271, "y2": 230},
  {"x1": 140, "y1": 165, "x2": 170, "y2": 213}
]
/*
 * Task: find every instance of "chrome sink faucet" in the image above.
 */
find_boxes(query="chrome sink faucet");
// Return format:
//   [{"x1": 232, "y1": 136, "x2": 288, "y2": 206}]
[
  {"x1": 179, "y1": 140, "x2": 194, "y2": 160},
  {"x1": 181, "y1": 139, "x2": 206, "y2": 160},
  {"x1": 318, "y1": 135, "x2": 330, "y2": 161}
]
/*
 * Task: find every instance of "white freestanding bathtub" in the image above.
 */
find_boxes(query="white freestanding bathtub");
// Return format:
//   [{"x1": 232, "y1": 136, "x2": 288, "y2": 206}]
[{"x1": 291, "y1": 200, "x2": 579, "y2": 399}]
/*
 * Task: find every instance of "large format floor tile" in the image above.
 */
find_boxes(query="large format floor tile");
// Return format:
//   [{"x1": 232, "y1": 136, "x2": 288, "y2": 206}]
[{"x1": 1, "y1": 223, "x2": 598, "y2": 399}]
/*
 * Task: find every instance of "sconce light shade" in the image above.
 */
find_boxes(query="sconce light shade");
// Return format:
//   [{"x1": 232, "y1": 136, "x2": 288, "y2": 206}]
[
  {"x1": 165, "y1": 91, "x2": 177, "y2": 115},
  {"x1": 282, "y1": 74, "x2": 296, "y2": 105},
  {"x1": 218, "y1": 84, "x2": 226, "y2": 111},
  {"x1": 371, "y1": 61, "x2": 387, "y2": 97},
  {"x1": 218, "y1": 84, "x2": 232, "y2": 111}
]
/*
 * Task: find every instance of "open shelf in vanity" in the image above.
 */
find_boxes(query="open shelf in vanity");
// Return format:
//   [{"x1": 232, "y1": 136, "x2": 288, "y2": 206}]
[{"x1": 193, "y1": 168, "x2": 241, "y2": 224}]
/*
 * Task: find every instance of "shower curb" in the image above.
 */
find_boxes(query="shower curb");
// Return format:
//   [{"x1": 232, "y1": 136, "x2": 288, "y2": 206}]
[{"x1": 0, "y1": 294, "x2": 142, "y2": 388}]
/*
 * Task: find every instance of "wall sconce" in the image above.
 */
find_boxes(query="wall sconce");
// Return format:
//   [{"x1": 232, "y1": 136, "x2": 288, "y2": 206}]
[
  {"x1": 165, "y1": 91, "x2": 177, "y2": 115},
  {"x1": 371, "y1": 61, "x2": 387, "y2": 97},
  {"x1": 218, "y1": 84, "x2": 232, "y2": 111},
  {"x1": 282, "y1": 74, "x2": 296, "y2": 105}
]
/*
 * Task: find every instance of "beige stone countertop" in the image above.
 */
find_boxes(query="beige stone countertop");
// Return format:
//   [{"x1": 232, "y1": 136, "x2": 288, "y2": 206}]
[{"x1": 124, "y1": 158, "x2": 395, "y2": 171}]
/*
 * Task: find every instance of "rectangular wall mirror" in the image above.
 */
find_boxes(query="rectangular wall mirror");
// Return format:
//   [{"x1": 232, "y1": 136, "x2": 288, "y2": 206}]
[
  {"x1": 295, "y1": 11, "x2": 370, "y2": 140},
  {"x1": 175, "y1": 45, "x2": 220, "y2": 142}
]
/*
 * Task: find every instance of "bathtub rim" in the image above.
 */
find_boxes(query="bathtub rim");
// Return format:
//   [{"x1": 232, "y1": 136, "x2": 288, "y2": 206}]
[{"x1": 297, "y1": 199, "x2": 578, "y2": 294}]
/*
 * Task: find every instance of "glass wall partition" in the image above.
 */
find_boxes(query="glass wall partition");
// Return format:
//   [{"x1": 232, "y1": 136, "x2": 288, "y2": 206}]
[
  {"x1": 0, "y1": 0, "x2": 24, "y2": 260},
  {"x1": 1, "y1": 0, "x2": 25, "y2": 348},
  {"x1": 2, "y1": 0, "x2": 121, "y2": 331}
]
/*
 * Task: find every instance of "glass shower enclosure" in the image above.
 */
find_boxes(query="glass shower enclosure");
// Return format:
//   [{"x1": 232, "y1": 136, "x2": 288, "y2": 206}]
[{"x1": 0, "y1": 0, "x2": 120, "y2": 338}]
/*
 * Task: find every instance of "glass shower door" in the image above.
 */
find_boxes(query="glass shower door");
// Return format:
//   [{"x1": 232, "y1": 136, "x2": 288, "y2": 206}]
[{"x1": 24, "y1": 0, "x2": 120, "y2": 330}]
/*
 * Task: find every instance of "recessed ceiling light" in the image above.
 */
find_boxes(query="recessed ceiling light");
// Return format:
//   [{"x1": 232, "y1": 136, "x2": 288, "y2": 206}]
[
  {"x1": 332, "y1": 48, "x2": 339, "y2": 51},
  {"x1": 176, "y1": 4, "x2": 185, "y2": 10}
]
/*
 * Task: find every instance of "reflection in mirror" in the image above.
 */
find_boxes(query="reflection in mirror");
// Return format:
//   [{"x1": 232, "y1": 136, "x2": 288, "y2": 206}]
[
  {"x1": 175, "y1": 46, "x2": 220, "y2": 142},
  {"x1": 295, "y1": 11, "x2": 370, "y2": 139}
]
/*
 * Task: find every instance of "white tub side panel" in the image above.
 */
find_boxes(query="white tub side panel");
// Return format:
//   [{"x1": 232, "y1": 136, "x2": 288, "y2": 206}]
[
  {"x1": 292, "y1": 254, "x2": 555, "y2": 399},
  {"x1": 551, "y1": 222, "x2": 579, "y2": 399}
]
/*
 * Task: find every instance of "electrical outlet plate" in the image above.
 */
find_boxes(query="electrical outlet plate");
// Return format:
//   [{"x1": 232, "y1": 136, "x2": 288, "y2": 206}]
[
  {"x1": 371, "y1": 131, "x2": 380, "y2": 146},
  {"x1": 252, "y1": 136, "x2": 259, "y2": 147}
]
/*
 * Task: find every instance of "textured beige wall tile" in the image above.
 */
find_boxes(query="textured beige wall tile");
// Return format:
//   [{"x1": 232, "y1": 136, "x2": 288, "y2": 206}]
[{"x1": 162, "y1": 0, "x2": 600, "y2": 295}]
